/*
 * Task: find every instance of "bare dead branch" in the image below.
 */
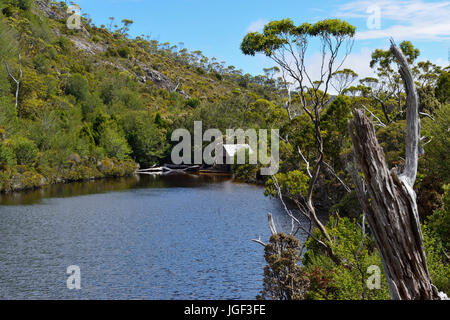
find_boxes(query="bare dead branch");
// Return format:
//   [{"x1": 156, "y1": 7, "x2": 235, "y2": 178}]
[
  {"x1": 268, "y1": 213, "x2": 277, "y2": 236},
  {"x1": 323, "y1": 161, "x2": 351, "y2": 193},
  {"x1": 297, "y1": 146, "x2": 312, "y2": 178},
  {"x1": 390, "y1": 40, "x2": 420, "y2": 188},
  {"x1": 362, "y1": 105, "x2": 386, "y2": 128},
  {"x1": 4, "y1": 54, "x2": 22, "y2": 109}
]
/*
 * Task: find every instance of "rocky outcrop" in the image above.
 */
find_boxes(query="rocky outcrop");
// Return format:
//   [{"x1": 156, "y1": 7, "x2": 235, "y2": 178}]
[
  {"x1": 139, "y1": 65, "x2": 189, "y2": 98},
  {"x1": 34, "y1": 0, "x2": 188, "y2": 98},
  {"x1": 100, "y1": 60, "x2": 189, "y2": 98},
  {"x1": 34, "y1": 0, "x2": 65, "y2": 20},
  {"x1": 140, "y1": 65, "x2": 172, "y2": 90},
  {"x1": 71, "y1": 36, "x2": 106, "y2": 55}
]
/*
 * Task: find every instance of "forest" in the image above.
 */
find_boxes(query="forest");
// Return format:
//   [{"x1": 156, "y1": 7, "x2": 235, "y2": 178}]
[{"x1": 0, "y1": 0, "x2": 448, "y2": 300}]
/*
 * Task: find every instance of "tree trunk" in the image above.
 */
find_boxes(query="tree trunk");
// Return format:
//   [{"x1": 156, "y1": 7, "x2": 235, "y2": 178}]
[
  {"x1": 348, "y1": 41, "x2": 440, "y2": 300},
  {"x1": 4, "y1": 55, "x2": 22, "y2": 109}
]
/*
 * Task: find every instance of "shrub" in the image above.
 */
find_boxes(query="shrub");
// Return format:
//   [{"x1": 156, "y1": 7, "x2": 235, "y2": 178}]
[
  {"x1": 92, "y1": 111, "x2": 109, "y2": 145},
  {"x1": 425, "y1": 185, "x2": 450, "y2": 252},
  {"x1": 66, "y1": 73, "x2": 90, "y2": 102},
  {"x1": 376, "y1": 120, "x2": 406, "y2": 167},
  {"x1": 33, "y1": 53, "x2": 51, "y2": 74},
  {"x1": 117, "y1": 46, "x2": 131, "y2": 58},
  {"x1": 154, "y1": 112, "x2": 168, "y2": 128},
  {"x1": 232, "y1": 149, "x2": 258, "y2": 182},
  {"x1": 265, "y1": 170, "x2": 309, "y2": 199},
  {"x1": 435, "y1": 71, "x2": 450, "y2": 104},
  {"x1": 117, "y1": 89, "x2": 144, "y2": 110},
  {"x1": 302, "y1": 215, "x2": 390, "y2": 300},
  {"x1": 6, "y1": 136, "x2": 38, "y2": 165},
  {"x1": 258, "y1": 233, "x2": 309, "y2": 300},
  {"x1": 57, "y1": 36, "x2": 71, "y2": 52},
  {"x1": 123, "y1": 115, "x2": 169, "y2": 167},
  {"x1": 423, "y1": 104, "x2": 450, "y2": 185},
  {"x1": 185, "y1": 97, "x2": 200, "y2": 108},
  {"x1": 15, "y1": 0, "x2": 32, "y2": 11},
  {"x1": 2, "y1": 0, "x2": 32, "y2": 11},
  {"x1": 0, "y1": 142, "x2": 16, "y2": 168},
  {"x1": 100, "y1": 127, "x2": 131, "y2": 160},
  {"x1": 423, "y1": 188, "x2": 450, "y2": 296}
]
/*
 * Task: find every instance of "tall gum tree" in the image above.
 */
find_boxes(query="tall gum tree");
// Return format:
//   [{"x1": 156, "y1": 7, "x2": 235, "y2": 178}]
[{"x1": 241, "y1": 19, "x2": 355, "y2": 259}]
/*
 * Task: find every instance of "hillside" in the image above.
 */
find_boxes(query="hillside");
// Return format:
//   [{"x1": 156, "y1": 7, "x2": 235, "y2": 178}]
[{"x1": 0, "y1": 0, "x2": 281, "y2": 192}]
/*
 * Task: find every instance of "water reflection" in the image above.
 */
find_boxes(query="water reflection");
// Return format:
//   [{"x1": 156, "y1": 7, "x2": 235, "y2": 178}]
[{"x1": 0, "y1": 174, "x2": 233, "y2": 206}]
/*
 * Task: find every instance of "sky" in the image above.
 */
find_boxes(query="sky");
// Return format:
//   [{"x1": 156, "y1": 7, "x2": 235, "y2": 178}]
[{"x1": 74, "y1": 0, "x2": 449, "y2": 80}]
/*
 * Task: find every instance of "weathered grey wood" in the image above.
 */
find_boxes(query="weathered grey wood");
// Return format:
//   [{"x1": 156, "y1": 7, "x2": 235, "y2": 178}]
[
  {"x1": 390, "y1": 40, "x2": 420, "y2": 188},
  {"x1": 348, "y1": 41, "x2": 440, "y2": 300},
  {"x1": 4, "y1": 55, "x2": 22, "y2": 109},
  {"x1": 136, "y1": 166, "x2": 171, "y2": 173},
  {"x1": 252, "y1": 213, "x2": 277, "y2": 247}
]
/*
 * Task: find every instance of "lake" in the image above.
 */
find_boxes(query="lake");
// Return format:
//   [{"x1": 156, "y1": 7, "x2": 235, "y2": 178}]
[{"x1": 0, "y1": 173, "x2": 309, "y2": 300}]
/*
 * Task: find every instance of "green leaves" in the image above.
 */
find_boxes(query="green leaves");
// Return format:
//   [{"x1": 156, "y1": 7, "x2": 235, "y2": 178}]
[
  {"x1": 370, "y1": 40, "x2": 420, "y2": 69},
  {"x1": 422, "y1": 188, "x2": 450, "y2": 294},
  {"x1": 307, "y1": 19, "x2": 355, "y2": 37},
  {"x1": 123, "y1": 115, "x2": 170, "y2": 167},
  {"x1": 303, "y1": 215, "x2": 390, "y2": 300},
  {"x1": 259, "y1": 232, "x2": 308, "y2": 300},
  {"x1": 263, "y1": 18, "x2": 296, "y2": 36},
  {"x1": 100, "y1": 127, "x2": 131, "y2": 161},
  {"x1": 65, "y1": 73, "x2": 90, "y2": 102},
  {"x1": 241, "y1": 18, "x2": 356, "y2": 57},
  {"x1": 435, "y1": 71, "x2": 450, "y2": 104},
  {"x1": 265, "y1": 170, "x2": 310, "y2": 199},
  {"x1": 5, "y1": 136, "x2": 38, "y2": 165},
  {"x1": 422, "y1": 103, "x2": 450, "y2": 184},
  {"x1": 240, "y1": 32, "x2": 269, "y2": 56},
  {"x1": 0, "y1": 141, "x2": 16, "y2": 168},
  {"x1": 399, "y1": 40, "x2": 420, "y2": 64}
]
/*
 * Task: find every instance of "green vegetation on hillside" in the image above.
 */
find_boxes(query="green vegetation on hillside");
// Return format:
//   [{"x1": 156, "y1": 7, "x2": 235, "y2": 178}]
[{"x1": 0, "y1": 0, "x2": 283, "y2": 191}]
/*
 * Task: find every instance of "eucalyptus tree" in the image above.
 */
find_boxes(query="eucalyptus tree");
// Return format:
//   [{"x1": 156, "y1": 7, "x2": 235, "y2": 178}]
[
  {"x1": 241, "y1": 18, "x2": 355, "y2": 254},
  {"x1": 435, "y1": 70, "x2": 450, "y2": 104},
  {"x1": 414, "y1": 61, "x2": 442, "y2": 88},
  {"x1": 413, "y1": 61, "x2": 443, "y2": 115},
  {"x1": 359, "y1": 76, "x2": 394, "y2": 123},
  {"x1": 108, "y1": 17, "x2": 115, "y2": 32},
  {"x1": 331, "y1": 68, "x2": 358, "y2": 95}
]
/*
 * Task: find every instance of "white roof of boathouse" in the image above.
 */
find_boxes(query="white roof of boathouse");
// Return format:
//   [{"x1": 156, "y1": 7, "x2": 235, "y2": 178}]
[{"x1": 222, "y1": 144, "x2": 254, "y2": 158}]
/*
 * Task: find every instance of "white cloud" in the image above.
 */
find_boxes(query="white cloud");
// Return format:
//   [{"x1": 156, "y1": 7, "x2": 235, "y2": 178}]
[
  {"x1": 246, "y1": 19, "x2": 268, "y2": 33},
  {"x1": 337, "y1": 0, "x2": 450, "y2": 41},
  {"x1": 339, "y1": 47, "x2": 377, "y2": 80},
  {"x1": 303, "y1": 47, "x2": 376, "y2": 94},
  {"x1": 271, "y1": 47, "x2": 376, "y2": 95}
]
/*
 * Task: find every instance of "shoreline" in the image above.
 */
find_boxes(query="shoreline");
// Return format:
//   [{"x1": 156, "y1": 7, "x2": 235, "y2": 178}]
[{"x1": 0, "y1": 158, "x2": 138, "y2": 194}]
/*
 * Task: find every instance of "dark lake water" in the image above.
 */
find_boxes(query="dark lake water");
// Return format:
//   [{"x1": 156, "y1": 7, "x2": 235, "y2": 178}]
[{"x1": 0, "y1": 173, "x2": 307, "y2": 300}]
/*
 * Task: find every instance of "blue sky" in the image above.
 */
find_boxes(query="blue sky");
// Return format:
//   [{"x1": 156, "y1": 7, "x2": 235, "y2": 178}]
[{"x1": 75, "y1": 0, "x2": 449, "y2": 79}]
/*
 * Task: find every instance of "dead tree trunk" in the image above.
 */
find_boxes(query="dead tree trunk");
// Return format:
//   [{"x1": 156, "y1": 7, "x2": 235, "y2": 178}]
[
  {"x1": 4, "y1": 55, "x2": 22, "y2": 109},
  {"x1": 348, "y1": 41, "x2": 440, "y2": 300}
]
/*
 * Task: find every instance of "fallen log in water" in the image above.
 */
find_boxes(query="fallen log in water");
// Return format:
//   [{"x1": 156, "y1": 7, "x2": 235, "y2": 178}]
[
  {"x1": 136, "y1": 166, "x2": 172, "y2": 173},
  {"x1": 136, "y1": 167, "x2": 165, "y2": 172},
  {"x1": 136, "y1": 165, "x2": 200, "y2": 174}
]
